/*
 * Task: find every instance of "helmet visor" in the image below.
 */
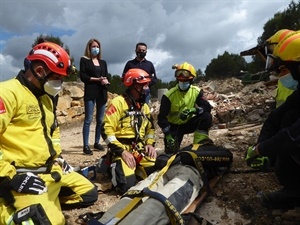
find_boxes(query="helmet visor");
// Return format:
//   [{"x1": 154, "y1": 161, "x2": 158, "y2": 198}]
[
  {"x1": 175, "y1": 69, "x2": 192, "y2": 79},
  {"x1": 265, "y1": 54, "x2": 282, "y2": 71},
  {"x1": 264, "y1": 43, "x2": 277, "y2": 56}
]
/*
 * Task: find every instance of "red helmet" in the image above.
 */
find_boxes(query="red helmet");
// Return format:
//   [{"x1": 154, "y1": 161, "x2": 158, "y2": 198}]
[
  {"x1": 26, "y1": 42, "x2": 72, "y2": 77},
  {"x1": 123, "y1": 69, "x2": 151, "y2": 87}
]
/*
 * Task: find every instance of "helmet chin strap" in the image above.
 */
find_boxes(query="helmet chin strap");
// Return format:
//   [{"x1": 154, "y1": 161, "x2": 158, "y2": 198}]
[{"x1": 30, "y1": 64, "x2": 54, "y2": 86}]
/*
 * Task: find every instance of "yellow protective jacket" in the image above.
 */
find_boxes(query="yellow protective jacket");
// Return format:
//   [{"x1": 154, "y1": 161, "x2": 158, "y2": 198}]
[
  {"x1": 102, "y1": 94, "x2": 155, "y2": 155},
  {"x1": 275, "y1": 79, "x2": 295, "y2": 108},
  {"x1": 0, "y1": 74, "x2": 60, "y2": 179},
  {"x1": 165, "y1": 85, "x2": 201, "y2": 125}
]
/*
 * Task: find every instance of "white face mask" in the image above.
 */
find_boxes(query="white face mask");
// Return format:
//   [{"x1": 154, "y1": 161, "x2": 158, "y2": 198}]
[
  {"x1": 44, "y1": 80, "x2": 62, "y2": 96},
  {"x1": 178, "y1": 81, "x2": 190, "y2": 91}
]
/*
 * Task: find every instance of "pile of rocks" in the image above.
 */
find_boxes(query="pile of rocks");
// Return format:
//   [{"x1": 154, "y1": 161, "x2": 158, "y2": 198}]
[{"x1": 57, "y1": 78, "x2": 276, "y2": 128}]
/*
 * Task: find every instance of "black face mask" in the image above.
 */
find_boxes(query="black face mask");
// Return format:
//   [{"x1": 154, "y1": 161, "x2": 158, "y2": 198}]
[{"x1": 136, "y1": 52, "x2": 146, "y2": 59}]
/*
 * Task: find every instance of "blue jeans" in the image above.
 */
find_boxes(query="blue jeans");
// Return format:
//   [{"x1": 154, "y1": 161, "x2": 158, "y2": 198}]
[{"x1": 83, "y1": 99, "x2": 106, "y2": 146}]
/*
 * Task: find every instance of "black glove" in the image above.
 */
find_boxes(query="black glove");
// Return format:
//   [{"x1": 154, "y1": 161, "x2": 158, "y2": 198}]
[
  {"x1": 9, "y1": 172, "x2": 47, "y2": 195},
  {"x1": 55, "y1": 157, "x2": 74, "y2": 174}
]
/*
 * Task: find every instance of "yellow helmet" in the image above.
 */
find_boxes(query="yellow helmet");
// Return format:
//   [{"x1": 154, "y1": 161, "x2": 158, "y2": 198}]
[
  {"x1": 273, "y1": 31, "x2": 300, "y2": 61},
  {"x1": 265, "y1": 29, "x2": 294, "y2": 53},
  {"x1": 174, "y1": 62, "x2": 196, "y2": 80}
]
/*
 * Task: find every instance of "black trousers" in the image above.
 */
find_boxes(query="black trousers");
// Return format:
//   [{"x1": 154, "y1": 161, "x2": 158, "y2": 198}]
[
  {"x1": 276, "y1": 109, "x2": 300, "y2": 189},
  {"x1": 164, "y1": 112, "x2": 212, "y2": 153}
]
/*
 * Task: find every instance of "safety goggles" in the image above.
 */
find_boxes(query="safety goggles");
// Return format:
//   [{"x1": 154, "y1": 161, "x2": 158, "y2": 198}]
[
  {"x1": 175, "y1": 69, "x2": 192, "y2": 79},
  {"x1": 265, "y1": 54, "x2": 282, "y2": 71},
  {"x1": 264, "y1": 42, "x2": 277, "y2": 56}
]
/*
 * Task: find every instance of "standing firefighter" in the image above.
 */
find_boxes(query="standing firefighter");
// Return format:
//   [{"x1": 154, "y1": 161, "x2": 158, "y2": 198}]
[
  {"x1": 0, "y1": 42, "x2": 98, "y2": 225},
  {"x1": 102, "y1": 68, "x2": 157, "y2": 194},
  {"x1": 158, "y1": 62, "x2": 213, "y2": 153}
]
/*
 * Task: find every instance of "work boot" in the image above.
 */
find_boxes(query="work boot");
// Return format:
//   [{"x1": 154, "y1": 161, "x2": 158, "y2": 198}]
[
  {"x1": 260, "y1": 187, "x2": 300, "y2": 209},
  {"x1": 94, "y1": 143, "x2": 104, "y2": 151},
  {"x1": 83, "y1": 146, "x2": 93, "y2": 155}
]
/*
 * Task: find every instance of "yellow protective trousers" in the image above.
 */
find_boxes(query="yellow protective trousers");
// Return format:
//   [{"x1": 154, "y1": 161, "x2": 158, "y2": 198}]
[
  {"x1": 111, "y1": 145, "x2": 156, "y2": 194},
  {"x1": 0, "y1": 164, "x2": 97, "y2": 225}
]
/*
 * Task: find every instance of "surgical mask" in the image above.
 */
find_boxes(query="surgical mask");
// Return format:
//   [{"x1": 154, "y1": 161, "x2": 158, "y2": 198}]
[
  {"x1": 279, "y1": 73, "x2": 298, "y2": 90},
  {"x1": 44, "y1": 80, "x2": 62, "y2": 96},
  {"x1": 91, "y1": 47, "x2": 100, "y2": 56},
  {"x1": 136, "y1": 52, "x2": 146, "y2": 58},
  {"x1": 178, "y1": 81, "x2": 190, "y2": 91}
]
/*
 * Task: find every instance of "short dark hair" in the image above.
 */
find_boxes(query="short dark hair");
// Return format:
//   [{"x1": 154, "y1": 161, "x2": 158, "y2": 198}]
[{"x1": 136, "y1": 42, "x2": 147, "y2": 49}]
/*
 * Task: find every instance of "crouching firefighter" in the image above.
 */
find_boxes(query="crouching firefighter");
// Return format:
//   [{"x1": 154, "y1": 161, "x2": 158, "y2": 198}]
[
  {"x1": 84, "y1": 141, "x2": 233, "y2": 225},
  {"x1": 101, "y1": 68, "x2": 157, "y2": 194}
]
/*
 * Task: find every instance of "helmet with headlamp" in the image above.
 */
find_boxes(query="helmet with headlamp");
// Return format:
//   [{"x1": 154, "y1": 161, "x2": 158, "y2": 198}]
[{"x1": 173, "y1": 62, "x2": 197, "y2": 81}]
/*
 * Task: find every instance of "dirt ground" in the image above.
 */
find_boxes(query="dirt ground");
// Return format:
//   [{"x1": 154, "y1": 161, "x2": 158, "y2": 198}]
[{"x1": 59, "y1": 116, "x2": 300, "y2": 225}]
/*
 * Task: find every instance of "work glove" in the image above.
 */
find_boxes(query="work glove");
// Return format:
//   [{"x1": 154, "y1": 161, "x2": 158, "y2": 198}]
[
  {"x1": 165, "y1": 134, "x2": 175, "y2": 151},
  {"x1": 9, "y1": 172, "x2": 47, "y2": 195},
  {"x1": 245, "y1": 146, "x2": 270, "y2": 171},
  {"x1": 55, "y1": 157, "x2": 74, "y2": 174},
  {"x1": 180, "y1": 107, "x2": 203, "y2": 120}
]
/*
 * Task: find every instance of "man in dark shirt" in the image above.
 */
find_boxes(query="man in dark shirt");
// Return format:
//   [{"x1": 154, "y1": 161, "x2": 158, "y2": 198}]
[{"x1": 122, "y1": 42, "x2": 157, "y2": 104}]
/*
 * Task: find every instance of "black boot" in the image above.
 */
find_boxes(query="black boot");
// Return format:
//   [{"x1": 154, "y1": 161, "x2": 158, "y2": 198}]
[
  {"x1": 83, "y1": 146, "x2": 93, "y2": 155},
  {"x1": 260, "y1": 187, "x2": 300, "y2": 209},
  {"x1": 94, "y1": 143, "x2": 104, "y2": 151}
]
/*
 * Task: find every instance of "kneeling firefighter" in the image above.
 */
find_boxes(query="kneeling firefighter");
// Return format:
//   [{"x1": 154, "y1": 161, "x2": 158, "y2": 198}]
[
  {"x1": 101, "y1": 68, "x2": 157, "y2": 194},
  {"x1": 0, "y1": 43, "x2": 98, "y2": 225},
  {"x1": 92, "y1": 141, "x2": 233, "y2": 225}
]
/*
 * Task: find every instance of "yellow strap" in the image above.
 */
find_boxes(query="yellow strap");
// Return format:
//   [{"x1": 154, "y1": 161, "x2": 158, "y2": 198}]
[
  {"x1": 191, "y1": 144, "x2": 200, "y2": 151},
  {"x1": 113, "y1": 154, "x2": 178, "y2": 225},
  {"x1": 114, "y1": 197, "x2": 142, "y2": 222}
]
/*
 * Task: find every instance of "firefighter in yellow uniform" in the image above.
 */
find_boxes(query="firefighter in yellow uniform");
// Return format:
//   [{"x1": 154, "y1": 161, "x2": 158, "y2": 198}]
[
  {"x1": 0, "y1": 43, "x2": 98, "y2": 225},
  {"x1": 158, "y1": 62, "x2": 213, "y2": 154},
  {"x1": 102, "y1": 68, "x2": 157, "y2": 194}
]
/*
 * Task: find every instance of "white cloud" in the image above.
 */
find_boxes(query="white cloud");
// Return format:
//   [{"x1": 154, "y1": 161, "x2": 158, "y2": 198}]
[
  {"x1": 0, "y1": 0, "x2": 291, "y2": 82},
  {"x1": 0, "y1": 54, "x2": 19, "y2": 81}
]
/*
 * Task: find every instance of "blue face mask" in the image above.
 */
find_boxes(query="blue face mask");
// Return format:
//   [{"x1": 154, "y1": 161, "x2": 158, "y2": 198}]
[
  {"x1": 178, "y1": 81, "x2": 190, "y2": 91},
  {"x1": 279, "y1": 73, "x2": 298, "y2": 90},
  {"x1": 91, "y1": 47, "x2": 100, "y2": 56}
]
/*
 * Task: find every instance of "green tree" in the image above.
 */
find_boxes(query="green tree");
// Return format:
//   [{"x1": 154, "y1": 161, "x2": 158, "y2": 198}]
[
  {"x1": 205, "y1": 51, "x2": 247, "y2": 80},
  {"x1": 249, "y1": 0, "x2": 300, "y2": 72},
  {"x1": 107, "y1": 75, "x2": 126, "y2": 95}
]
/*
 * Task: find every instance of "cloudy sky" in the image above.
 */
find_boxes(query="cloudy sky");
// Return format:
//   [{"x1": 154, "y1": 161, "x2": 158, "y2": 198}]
[{"x1": 0, "y1": 0, "x2": 290, "y2": 82}]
